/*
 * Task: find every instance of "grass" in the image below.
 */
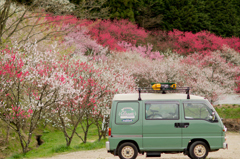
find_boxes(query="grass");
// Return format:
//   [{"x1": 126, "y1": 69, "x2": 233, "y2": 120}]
[
  {"x1": 214, "y1": 104, "x2": 240, "y2": 119},
  {"x1": 0, "y1": 122, "x2": 28, "y2": 159},
  {"x1": 3, "y1": 123, "x2": 107, "y2": 159},
  {"x1": 23, "y1": 138, "x2": 107, "y2": 158},
  {"x1": 7, "y1": 139, "x2": 107, "y2": 159}
]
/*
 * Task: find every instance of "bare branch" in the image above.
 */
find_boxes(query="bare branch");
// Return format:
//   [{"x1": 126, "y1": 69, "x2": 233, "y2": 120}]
[
  {"x1": 6, "y1": 7, "x2": 29, "y2": 39},
  {"x1": 0, "y1": 0, "x2": 11, "y2": 40},
  {"x1": 73, "y1": 130, "x2": 84, "y2": 142}
]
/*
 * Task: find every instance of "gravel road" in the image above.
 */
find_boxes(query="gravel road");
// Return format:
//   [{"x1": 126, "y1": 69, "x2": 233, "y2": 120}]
[{"x1": 37, "y1": 132, "x2": 240, "y2": 159}]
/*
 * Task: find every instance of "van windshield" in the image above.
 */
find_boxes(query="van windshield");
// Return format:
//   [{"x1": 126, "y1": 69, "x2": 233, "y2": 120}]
[{"x1": 183, "y1": 103, "x2": 213, "y2": 120}]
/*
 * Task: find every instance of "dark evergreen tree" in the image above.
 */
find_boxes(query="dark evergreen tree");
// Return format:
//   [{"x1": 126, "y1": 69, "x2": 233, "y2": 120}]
[
  {"x1": 159, "y1": 0, "x2": 203, "y2": 32},
  {"x1": 191, "y1": 0, "x2": 210, "y2": 32},
  {"x1": 232, "y1": 0, "x2": 240, "y2": 36},
  {"x1": 134, "y1": 0, "x2": 163, "y2": 29},
  {"x1": 106, "y1": 0, "x2": 136, "y2": 21},
  {"x1": 204, "y1": 0, "x2": 240, "y2": 37},
  {"x1": 69, "y1": 0, "x2": 80, "y2": 4},
  {"x1": 14, "y1": 0, "x2": 33, "y2": 5}
]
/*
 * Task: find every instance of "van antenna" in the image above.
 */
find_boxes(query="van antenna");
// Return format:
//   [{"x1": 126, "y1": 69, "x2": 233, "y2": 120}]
[
  {"x1": 138, "y1": 88, "x2": 142, "y2": 101},
  {"x1": 186, "y1": 87, "x2": 190, "y2": 99}
]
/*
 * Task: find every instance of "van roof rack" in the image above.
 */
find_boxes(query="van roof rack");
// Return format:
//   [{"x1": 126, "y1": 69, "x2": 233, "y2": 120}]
[{"x1": 135, "y1": 83, "x2": 190, "y2": 101}]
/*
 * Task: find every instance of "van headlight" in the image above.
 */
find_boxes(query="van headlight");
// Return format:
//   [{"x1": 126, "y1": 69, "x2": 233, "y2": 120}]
[{"x1": 223, "y1": 125, "x2": 227, "y2": 132}]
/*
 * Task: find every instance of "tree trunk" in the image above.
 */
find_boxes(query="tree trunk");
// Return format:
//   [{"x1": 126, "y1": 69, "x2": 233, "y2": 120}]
[
  {"x1": 17, "y1": 129, "x2": 28, "y2": 154},
  {"x1": 5, "y1": 124, "x2": 10, "y2": 144},
  {"x1": 83, "y1": 129, "x2": 88, "y2": 143},
  {"x1": 66, "y1": 139, "x2": 71, "y2": 147},
  {"x1": 98, "y1": 132, "x2": 102, "y2": 141},
  {"x1": 63, "y1": 129, "x2": 71, "y2": 147}
]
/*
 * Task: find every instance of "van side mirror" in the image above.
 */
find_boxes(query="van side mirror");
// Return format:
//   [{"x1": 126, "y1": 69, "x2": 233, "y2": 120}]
[{"x1": 211, "y1": 111, "x2": 215, "y2": 121}]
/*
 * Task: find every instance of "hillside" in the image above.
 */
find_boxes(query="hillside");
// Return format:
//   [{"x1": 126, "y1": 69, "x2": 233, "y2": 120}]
[
  {"x1": 0, "y1": 0, "x2": 240, "y2": 158},
  {"x1": 14, "y1": 0, "x2": 240, "y2": 37}
]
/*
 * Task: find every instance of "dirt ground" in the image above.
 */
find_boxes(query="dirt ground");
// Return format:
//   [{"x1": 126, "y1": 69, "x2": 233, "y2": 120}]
[{"x1": 37, "y1": 132, "x2": 240, "y2": 159}]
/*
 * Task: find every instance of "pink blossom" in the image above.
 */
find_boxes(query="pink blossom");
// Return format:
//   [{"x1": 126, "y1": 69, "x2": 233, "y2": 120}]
[{"x1": 28, "y1": 109, "x2": 33, "y2": 114}]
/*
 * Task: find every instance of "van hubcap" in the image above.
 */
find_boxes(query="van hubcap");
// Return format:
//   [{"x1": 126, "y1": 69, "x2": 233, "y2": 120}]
[
  {"x1": 194, "y1": 144, "x2": 206, "y2": 158},
  {"x1": 121, "y1": 146, "x2": 134, "y2": 158}
]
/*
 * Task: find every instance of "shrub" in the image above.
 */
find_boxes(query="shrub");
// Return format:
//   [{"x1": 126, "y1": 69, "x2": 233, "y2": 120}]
[
  {"x1": 118, "y1": 41, "x2": 164, "y2": 60},
  {"x1": 88, "y1": 19, "x2": 148, "y2": 51},
  {"x1": 168, "y1": 30, "x2": 240, "y2": 56}
]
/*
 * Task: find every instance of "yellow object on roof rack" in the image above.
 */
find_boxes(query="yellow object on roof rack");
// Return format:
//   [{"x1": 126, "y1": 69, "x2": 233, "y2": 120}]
[{"x1": 151, "y1": 83, "x2": 176, "y2": 90}]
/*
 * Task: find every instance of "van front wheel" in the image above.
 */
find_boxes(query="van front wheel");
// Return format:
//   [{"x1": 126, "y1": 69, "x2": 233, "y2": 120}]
[
  {"x1": 118, "y1": 142, "x2": 138, "y2": 159},
  {"x1": 189, "y1": 141, "x2": 209, "y2": 159}
]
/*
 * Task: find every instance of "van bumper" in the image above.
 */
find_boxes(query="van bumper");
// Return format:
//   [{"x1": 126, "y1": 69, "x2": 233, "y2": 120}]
[
  {"x1": 106, "y1": 141, "x2": 110, "y2": 151},
  {"x1": 223, "y1": 142, "x2": 228, "y2": 149}
]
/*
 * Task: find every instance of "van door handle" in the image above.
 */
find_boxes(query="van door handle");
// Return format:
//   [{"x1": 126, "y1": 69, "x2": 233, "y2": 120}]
[
  {"x1": 183, "y1": 123, "x2": 189, "y2": 128},
  {"x1": 174, "y1": 123, "x2": 189, "y2": 128},
  {"x1": 174, "y1": 123, "x2": 181, "y2": 128}
]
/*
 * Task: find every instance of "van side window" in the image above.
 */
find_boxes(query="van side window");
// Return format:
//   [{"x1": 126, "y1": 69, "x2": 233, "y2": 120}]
[
  {"x1": 184, "y1": 103, "x2": 212, "y2": 120},
  {"x1": 145, "y1": 103, "x2": 179, "y2": 120},
  {"x1": 115, "y1": 102, "x2": 139, "y2": 124}
]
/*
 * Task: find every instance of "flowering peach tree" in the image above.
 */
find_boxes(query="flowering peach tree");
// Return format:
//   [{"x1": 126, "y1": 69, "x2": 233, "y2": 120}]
[
  {"x1": 88, "y1": 19, "x2": 148, "y2": 51},
  {"x1": 48, "y1": 60, "x2": 101, "y2": 146},
  {"x1": 168, "y1": 30, "x2": 240, "y2": 56},
  {"x1": 48, "y1": 56, "x2": 136, "y2": 146},
  {"x1": 64, "y1": 27, "x2": 108, "y2": 58},
  {"x1": 112, "y1": 50, "x2": 238, "y2": 103},
  {"x1": 0, "y1": 42, "x2": 73, "y2": 153},
  {"x1": 118, "y1": 41, "x2": 164, "y2": 60}
]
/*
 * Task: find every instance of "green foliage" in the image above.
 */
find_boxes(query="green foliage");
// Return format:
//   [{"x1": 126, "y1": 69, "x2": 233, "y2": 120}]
[
  {"x1": 134, "y1": 0, "x2": 163, "y2": 29},
  {"x1": 215, "y1": 105, "x2": 240, "y2": 119},
  {"x1": 51, "y1": 145, "x2": 73, "y2": 153},
  {"x1": 106, "y1": 0, "x2": 136, "y2": 21},
  {"x1": 8, "y1": 153, "x2": 24, "y2": 159},
  {"x1": 48, "y1": 139, "x2": 108, "y2": 154},
  {"x1": 160, "y1": 0, "x2": 200, "y2": 32},
  {"x1": 14, "y1": 0, "x2": 33, "y2": 5},
  {"x1": 5, "y1": 124, "x2": 106, "y2": 159},
  {"x1": 0, "y1": 120, "x2": 38, "y2": 159},
  {"x1": 14, "y1": 0, "x2": 240, "y2": 37},
  {"x1": 74, "y1": 139, "x2": 107, "y2": 150},
  {"x1": 109, "y1": 0, "x2": 240, "y2": 37},
  {"x1": 69, "y1": 0, "x2": 80, "y2": 4},
  {"x1": 203, "y1": 0, "x2": 240, "y2": 37}
]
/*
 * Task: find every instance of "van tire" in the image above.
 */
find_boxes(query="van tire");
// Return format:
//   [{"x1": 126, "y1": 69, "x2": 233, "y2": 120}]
[
  {"x1": 189, "y1": 141, "x2": 209, "y2": 159},
  {"x1": 187, "y1": 153, "x2": 192, "y2": 159},
  {"x1": 118, "y1": 142, "x2": 138, "y2": 159}
]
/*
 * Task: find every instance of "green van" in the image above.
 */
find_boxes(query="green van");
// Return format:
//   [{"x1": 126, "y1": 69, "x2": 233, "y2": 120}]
[{"x1": 106, "y1": 83, "x2": 227, "y2": 159}]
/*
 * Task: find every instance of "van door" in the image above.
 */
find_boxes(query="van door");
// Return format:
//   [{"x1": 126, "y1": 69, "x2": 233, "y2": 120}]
[
  {"x1": 143, "y1": 101, "x2": 182, "y2": 150},
  {"x1": 182, "y1": 101, "x2": 222, "y2": 149}
]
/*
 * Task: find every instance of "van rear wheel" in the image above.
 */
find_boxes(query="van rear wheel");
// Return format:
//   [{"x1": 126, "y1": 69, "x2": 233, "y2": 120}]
[
  {"x1": 189, "y1": 141, "x2": 209, "y2": 159},
  {"x1": 118, "y1": 142, "x2": 138, "y2": 159}
]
